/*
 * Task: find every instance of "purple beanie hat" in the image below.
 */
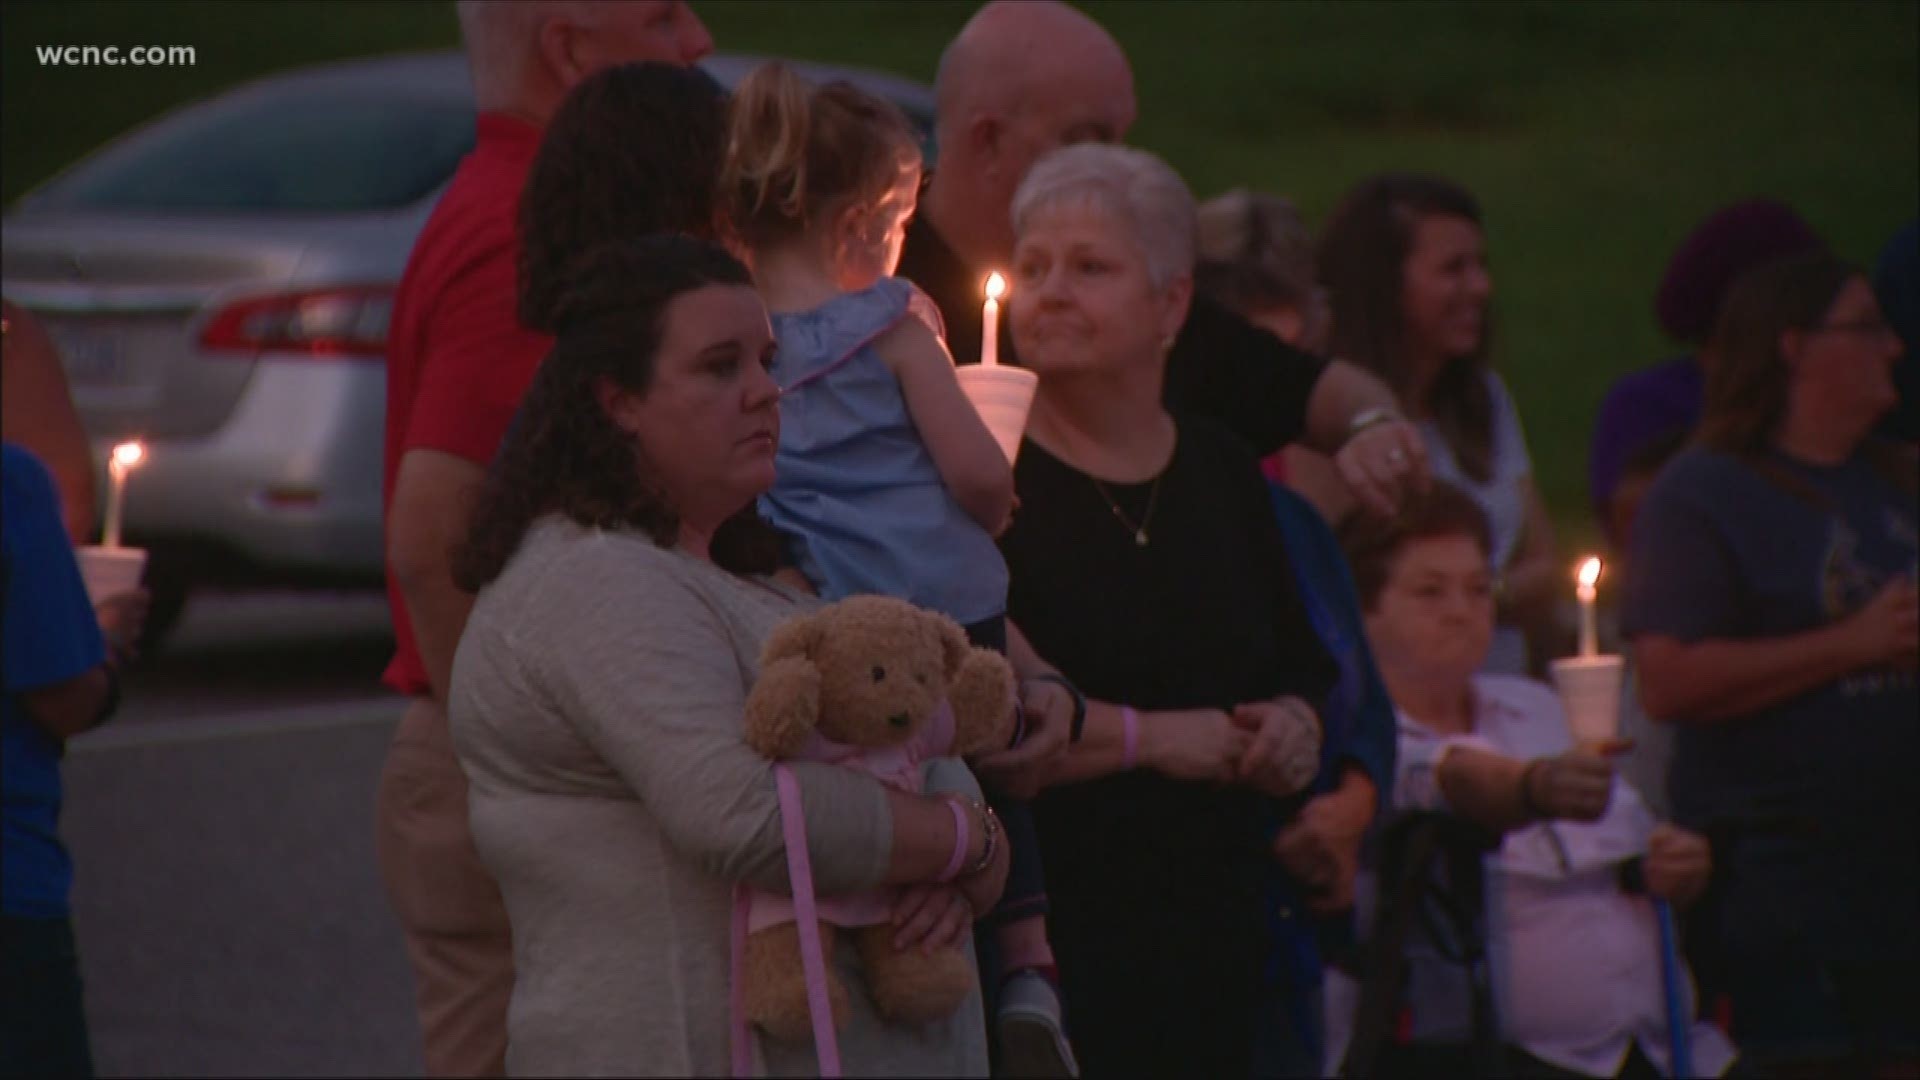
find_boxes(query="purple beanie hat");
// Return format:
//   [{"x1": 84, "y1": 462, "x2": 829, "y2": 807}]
[{"x1": 1655, "y1": 200, "x2": 1825, "y2": 343}]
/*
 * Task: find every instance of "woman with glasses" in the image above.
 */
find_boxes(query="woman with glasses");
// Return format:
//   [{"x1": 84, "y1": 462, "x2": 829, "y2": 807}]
[{"x1": 1623, "y1": 252, "x2": 1918, "y2": 1075}]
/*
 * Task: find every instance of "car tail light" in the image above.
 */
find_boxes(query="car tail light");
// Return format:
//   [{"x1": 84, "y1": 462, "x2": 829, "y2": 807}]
[{"x1": 200, "y1": 287, "x2": 394, "y2": 358}]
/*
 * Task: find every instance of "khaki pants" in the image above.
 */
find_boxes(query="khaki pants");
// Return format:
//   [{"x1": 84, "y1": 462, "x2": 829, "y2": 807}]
[{"x1": 375, "y1": 698, "x2": 513, "y2": 1078}]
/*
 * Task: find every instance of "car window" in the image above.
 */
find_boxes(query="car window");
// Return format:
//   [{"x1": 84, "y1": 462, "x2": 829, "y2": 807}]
[{"x1": 28, "y1": 91, "x2": 475, "y2": 214}]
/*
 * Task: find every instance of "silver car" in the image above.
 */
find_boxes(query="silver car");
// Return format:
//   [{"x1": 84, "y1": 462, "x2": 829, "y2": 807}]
[{"x1": 2, "y1": 51, "x2": 934, "y2": 645}]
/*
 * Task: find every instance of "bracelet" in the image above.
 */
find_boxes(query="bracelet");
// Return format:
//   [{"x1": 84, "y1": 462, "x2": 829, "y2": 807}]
[
  {"x1": 960, "y1": 798, "x2": 1001, "y2": 878},
  {"x1": 1024, "y1": 673, "x2": 1087, "y2": 743},
  {"x1": 938, "y1": 798, "x2": 972, "y2": 882},
  {"x1": 1120, "y1": 706, "x2": 1139, "y2": 770},
  {"x1": 1519, "y1": 759, "x2": 1550, "y2": 820},
  {"x1": 1344, "y1": 405, "x2": 1403, "y2": 442}
]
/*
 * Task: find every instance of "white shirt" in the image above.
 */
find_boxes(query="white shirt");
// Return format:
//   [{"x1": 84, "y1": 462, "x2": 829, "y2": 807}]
[{"x1": 1324, "y1": 674, "x2": 1737, "y2": 1078}]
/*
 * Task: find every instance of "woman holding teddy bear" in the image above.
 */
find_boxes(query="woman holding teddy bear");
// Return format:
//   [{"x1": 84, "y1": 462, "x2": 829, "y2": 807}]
[{"x1": 446, "y1": 236, "x2": 1015, "y2": 1076}]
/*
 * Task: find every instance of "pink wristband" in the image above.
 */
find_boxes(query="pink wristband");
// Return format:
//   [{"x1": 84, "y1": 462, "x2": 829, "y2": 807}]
[
  {"x1": 1121, "y1": 706, "x2": 1139, "y2": 771},
  {"x1": 938, "y1": 798, "x2": 971, "y2": 883}
]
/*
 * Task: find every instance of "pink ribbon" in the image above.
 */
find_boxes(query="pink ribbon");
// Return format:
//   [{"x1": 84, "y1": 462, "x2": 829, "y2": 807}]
[{"x1": 731, "y1": 765, "x2": 844, "y2": 1078}]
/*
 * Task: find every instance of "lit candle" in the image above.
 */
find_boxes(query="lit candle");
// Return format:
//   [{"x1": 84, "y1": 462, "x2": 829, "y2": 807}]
[
  {"x1": 102, "y1": 441, "x2": 145, "y2": 549},
  {"x1": 981, "y1": 272, "x2": 1006, "y2": 367},
  {"x1": 1576, "y1": 556, "x2": 1602, "y2": 658}
]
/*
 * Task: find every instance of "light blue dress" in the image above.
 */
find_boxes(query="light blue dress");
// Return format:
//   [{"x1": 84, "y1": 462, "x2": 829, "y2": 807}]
[
  {"x1": 1417, "y1": 368, "x2": 1533, "y2": 674},
  {"x1": 758, "y1": 278, "x2": 1008, "y2": 626}
]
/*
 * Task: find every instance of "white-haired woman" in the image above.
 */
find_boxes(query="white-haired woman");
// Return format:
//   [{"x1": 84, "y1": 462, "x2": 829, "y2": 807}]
[{"x1": 999, "y1": 143, "x2": 1352, "y2": 1078}]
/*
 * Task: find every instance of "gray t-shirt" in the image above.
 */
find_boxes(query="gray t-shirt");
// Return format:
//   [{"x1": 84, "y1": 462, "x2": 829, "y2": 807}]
[
  {"x1": 1621, "y1": 447, "x2": 1918, "y2": 972},
  {"x1": 450, "y1": 517, "x2": 988, "y2": 1077}
]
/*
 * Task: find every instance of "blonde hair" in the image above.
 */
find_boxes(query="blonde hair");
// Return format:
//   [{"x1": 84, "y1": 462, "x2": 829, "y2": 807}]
[
  {"x1": 721, "y1": 62, "x2": 921, "y2": 250},
  {"x1": 1010, "y1": 143, "x2": 1195, "y2": 290},
  {"x1": 1195, "y1": 188, "x2": 1320, "y2": 314}
]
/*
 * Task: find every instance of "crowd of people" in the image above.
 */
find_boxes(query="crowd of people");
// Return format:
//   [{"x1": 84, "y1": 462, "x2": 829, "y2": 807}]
[{"x1": 3, "y1": 1, "x2": 1914, "y2": 1079}]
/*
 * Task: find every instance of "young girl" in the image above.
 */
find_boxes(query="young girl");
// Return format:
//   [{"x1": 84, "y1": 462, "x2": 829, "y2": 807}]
[{"x1": 723, "y1": 63, "x2": 1076, "y2": 1076}]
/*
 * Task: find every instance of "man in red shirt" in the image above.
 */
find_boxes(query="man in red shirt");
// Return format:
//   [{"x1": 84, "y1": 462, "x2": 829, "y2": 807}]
[{"x1": 378, "y1": 3, "x2": 711, "y2": 1075}]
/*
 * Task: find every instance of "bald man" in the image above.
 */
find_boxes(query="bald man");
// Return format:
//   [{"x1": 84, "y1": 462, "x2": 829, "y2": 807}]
[
  {"x1": 377, "y1": 4, "x2": 711, "y2": 1075},
  {"x1": 899, "y1": 1, "x2": 1429, "y2": 518}
]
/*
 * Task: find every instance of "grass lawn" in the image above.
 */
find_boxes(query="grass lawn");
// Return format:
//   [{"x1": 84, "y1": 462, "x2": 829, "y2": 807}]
[{"x1": 4, "y1": 0, "x2": 1915, "y2": 551}]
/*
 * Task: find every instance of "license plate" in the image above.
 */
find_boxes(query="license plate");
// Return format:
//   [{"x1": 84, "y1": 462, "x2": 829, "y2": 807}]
[
  {"x1": 52, "y1": 324, "x2": 128, "y2": 385},
  {"x1": 45, "y1": 321, "x2": 163, "y2": 407}
]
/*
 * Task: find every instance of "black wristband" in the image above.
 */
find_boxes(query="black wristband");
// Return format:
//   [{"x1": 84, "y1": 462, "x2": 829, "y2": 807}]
[{"x1": 1024, "y1": 673, "x2": 1086, "y2": 743}]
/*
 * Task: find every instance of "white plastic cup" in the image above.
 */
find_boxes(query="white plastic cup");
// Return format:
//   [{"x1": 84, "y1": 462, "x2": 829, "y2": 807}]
[
  {"x1": 75, "y1": 545, "x2": 148, "y2": 607},
  {"x1": 955, "y1": 364, "x2": 1039, "y2": 466},
  {"x1": 1549, "y1": 654, "x2": 1626, "y2": 747}
]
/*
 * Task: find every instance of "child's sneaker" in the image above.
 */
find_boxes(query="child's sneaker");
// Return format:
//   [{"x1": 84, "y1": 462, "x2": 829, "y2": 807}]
[{"x1": 995, "y1": 968, "x2": 1079, "y2": 1078}]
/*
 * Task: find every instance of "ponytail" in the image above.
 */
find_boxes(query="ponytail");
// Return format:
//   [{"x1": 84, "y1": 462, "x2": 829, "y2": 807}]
[
  {"x1": 721, "y1": 61, "x2": 921, "y2": 251},
  {"x1": 722, "y1": 62, "x2": 814, "y2": 225}
]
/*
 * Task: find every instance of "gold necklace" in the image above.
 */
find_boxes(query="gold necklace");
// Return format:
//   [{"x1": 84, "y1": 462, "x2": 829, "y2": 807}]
[{"x1": 1089, "y1": 471, "x2": 1164, "y2": 547}]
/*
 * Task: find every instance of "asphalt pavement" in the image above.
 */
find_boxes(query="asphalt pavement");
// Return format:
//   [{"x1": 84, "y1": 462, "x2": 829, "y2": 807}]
[{"x1": 63, "y1": 590, "x2": 424, "y2": 1078}]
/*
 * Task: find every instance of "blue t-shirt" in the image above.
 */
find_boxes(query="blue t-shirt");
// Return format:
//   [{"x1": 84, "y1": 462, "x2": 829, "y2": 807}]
[
  {"x1": 1621, "y1": 446, "x2": 1918, "y2": 966},
  {"x1": 758, "y1": 278, "x2": 1008, "y2": 625},
  {"x1": 3, "y1": 443, "x2": 107, "y2": 918}
]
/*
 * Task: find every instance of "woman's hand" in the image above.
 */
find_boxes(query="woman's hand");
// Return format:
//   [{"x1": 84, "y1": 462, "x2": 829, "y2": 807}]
[
  {"x1": 1335, "y1": 418, "x2": 1428, "y2": 518},
  {"x1": 1143, "y1": 708, "x2": 1249, "y2": 783},
  {"x1": 1524, "y1": 745, "x2": 1621, "y2": 822},
  {"x1": 1228, "y1": 697, "x2": 1323, "y2": 798},
  {"x1": 972, "y1": 676, "x2": 1073, "y2": 799},
  {"x1": 1272, "y1": 769, "x2": 1377, "y2": 913},
  {"x1": 889, "y1": 883, "x2": 976, "y2": 955},
  {"x1": 1644, "y1": 823, "x2": 1712, "y2": 908},
  {"x1": 1840, "y1": 578, "x2": 1920, "y2": 672}
]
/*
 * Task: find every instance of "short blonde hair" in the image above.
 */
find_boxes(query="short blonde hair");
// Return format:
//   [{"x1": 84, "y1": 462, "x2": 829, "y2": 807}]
[{"x1": 1010, "y1": 143, "x2": 1196, "y2": 290}]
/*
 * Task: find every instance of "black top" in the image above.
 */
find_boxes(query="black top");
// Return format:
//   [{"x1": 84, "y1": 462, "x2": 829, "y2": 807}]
[
  {"x1": 998, "y1": 418, "x2": 1337, "y2": 1077},
  {"x1": 897, "y1": 214, "x2": 1330, "y2": 457}
]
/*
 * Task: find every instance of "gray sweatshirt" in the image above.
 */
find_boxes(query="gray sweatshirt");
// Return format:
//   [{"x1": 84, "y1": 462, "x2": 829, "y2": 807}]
[{"x1": 451, "y1": 517, "x2": 987, "y2": 1077}]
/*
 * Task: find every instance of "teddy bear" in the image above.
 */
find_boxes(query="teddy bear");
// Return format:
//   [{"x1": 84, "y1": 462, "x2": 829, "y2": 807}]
[{"x1": 740, "y1": 595, "x2": 1016, "y2": 1043}]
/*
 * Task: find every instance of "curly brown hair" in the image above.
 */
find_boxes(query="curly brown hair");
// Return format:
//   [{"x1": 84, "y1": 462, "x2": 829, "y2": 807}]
[
  {"x1": 1337, "y1": 480, "x2": 1494, "y2": 612},
  {"x1": 455, "y1": 236, "x2": 782, "y2": 591},
  {"x1": 517, "y1": 61, "x2": 730, "y2": 332}
]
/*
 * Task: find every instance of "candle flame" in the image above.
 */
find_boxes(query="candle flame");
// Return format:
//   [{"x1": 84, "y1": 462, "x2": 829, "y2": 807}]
[
  {"x1": 984, "y1": 272, "x2": 1007, "y2": 302},
  {"x1": 111, "y1": 441, "x2": 145, "y2": 469},
  {"x1": 1577, "y1": 556, "x2": 1601, "y2": 589}
]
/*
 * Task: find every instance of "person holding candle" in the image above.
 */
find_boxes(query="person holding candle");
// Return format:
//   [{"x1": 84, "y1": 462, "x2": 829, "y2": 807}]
[
  {"x1": 1317, "y1": 173, "x2": 1559, "y2": 677},
  {"x1": 899, "y1": 1, "x2": 1432, "y2": 523},
  {"x1": 2, "y1": 442, "x2": 146, "y2": 1078},
  {"x1": 1623, "y1": 252, "x2": 1918, "y2": 1075},
  {"x1": 996, "y1": 141, "x2": 1338, "y2": 1078},
  {"x1": 718, "y1": 62, "x2": 1086, "y2": 1074},
  {"x1": 1325, "y1": 480, "x2": 1735, "y2": 1079}
]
